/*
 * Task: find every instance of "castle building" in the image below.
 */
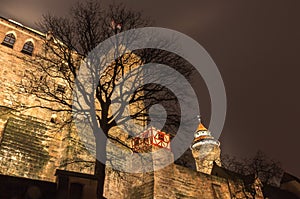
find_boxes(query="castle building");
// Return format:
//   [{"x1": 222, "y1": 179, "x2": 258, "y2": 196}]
[
  {"x1": 0, "y1": 16, "x2": 97, "y2": 199},
  {"x1": 0, "y1": 15, "x2": 298, "y2": 199}
]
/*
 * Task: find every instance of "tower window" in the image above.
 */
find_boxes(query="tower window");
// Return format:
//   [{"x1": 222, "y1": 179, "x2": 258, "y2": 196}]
[
  {"x1": 21, "y1": 41, "x2": 34, "y2": 55},
  {"x1": 1, "y1": 33, "x2": 16, "y2": 48}
]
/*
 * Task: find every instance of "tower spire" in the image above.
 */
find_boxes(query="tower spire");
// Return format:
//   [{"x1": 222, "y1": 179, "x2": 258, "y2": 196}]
[
  {"x1": 197, "y1": 115, "x2": 201, "y2": 123},
  {"x1": 196, "y1": 115, "x2": 207, "y2": 132}
]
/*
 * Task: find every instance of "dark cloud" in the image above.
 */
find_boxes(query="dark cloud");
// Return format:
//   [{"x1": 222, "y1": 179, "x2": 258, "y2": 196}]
[{"x1": 0, "y1": 0, "x2": 299, "y2": 177}]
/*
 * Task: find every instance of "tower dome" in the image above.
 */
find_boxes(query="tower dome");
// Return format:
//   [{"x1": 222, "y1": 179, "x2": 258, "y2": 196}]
[{"x1": 191, "y1": 121, "x2": 220, "y2": 149}]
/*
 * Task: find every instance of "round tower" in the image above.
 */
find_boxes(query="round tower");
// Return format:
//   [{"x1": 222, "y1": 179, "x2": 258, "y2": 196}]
[{"x1": 191, "y1": 119, "x2": 221, "y2": 174}]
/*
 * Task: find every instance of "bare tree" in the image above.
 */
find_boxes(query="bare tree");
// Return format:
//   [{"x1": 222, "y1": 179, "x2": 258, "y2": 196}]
[
  {"x1": 16, "y1": 1, "x2": 192, "y2": 198},
  {"x1": 221, "y1": 150, "x2": 284, "y2": 186}
]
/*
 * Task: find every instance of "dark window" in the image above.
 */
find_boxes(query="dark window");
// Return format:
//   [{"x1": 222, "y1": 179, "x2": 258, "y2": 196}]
[
  {"x1": 1, "y1": 33, "x2": 16, "y2": 48},
  {"x1": 56, "y1": 85, "x2": 66, "y2": 93},
  {"x1": 69, "y1": 183, "x2": 83, "y2": 199},
  {"x1": 21, "y1": 41, "x2": 34, "y2": 55},
  {"x1": 158, "y1": 133, "x2": 164, "y2": 141}
]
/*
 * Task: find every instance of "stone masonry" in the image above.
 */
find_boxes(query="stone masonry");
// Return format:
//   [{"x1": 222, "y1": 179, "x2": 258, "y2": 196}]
[{"x1": 0, "y1": 16, "x2": 94, "y2": 182}]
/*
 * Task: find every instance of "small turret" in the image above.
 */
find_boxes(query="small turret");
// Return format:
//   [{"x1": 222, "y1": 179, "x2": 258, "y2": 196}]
[{"x1": 191, "y1": 117, "x2": 221, "y2": 174}]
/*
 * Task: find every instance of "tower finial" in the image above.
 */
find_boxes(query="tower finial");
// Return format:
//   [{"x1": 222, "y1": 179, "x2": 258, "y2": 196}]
[{"x1": 197, "y1": 115, "x2": 201, "y2": 123}]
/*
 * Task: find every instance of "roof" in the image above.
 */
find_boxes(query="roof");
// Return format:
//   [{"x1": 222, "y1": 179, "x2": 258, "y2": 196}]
[
  {"x1": 281, "y1": 172, "x2": 300, "y2": 184},
  {"x1": 196, "y1": 122, "x2": 207, "y2": 131},
  {"x1": 263, "y1": 184, "x2": 300, "y2": 199},
  {"x1": 192, "y1": 121, "x2": 221, "y2": 147},
  {"x1": 211, "y1": 162, "x2": 257, "y2": 185},
  {"x1": 0, "y1": 16, "x2": 45, "y2": 38}
]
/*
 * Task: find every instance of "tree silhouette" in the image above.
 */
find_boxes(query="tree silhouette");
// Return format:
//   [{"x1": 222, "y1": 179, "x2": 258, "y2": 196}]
[
  {"x1": 222, "y1": 151, "x2": 283, "y2": 186},
  {"x1": 17, "y1": 1, "x2": 192, "y2": 198}
]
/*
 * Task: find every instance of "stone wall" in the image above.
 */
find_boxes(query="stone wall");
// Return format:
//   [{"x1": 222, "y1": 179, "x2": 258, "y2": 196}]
[
  {"x1": 0, "y1": 109, "x2": 61, "y2": 181},
  {"x1": 104, "y1": 167, "x2": 154, "y2": 199},
  {"x1": 104, "y1": 159, "x2": 264, "y2": 199},
  {"x1": 0, "y1": 17, "x2": 95, "y2": 181},
  {"x1": 0, "y1": 17, "x2": 49, "y2": 119},
  {"x1": 0, "y1": 106, "x2": 96, "y2": 181},
  {"x1": 104, "y1": 162, "x2": 258, "y2": 199},
  {"x1": 0, "y1": 17, "x2": 75, "y2": 124},
  {"x1": 154, "y1": 164, "x2": 232, "y2": 199}
]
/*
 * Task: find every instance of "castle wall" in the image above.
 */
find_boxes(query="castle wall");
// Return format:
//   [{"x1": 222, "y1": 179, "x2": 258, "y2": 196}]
[
  {"x1": 0, "y1": 17, "x2": 95, "y2": 181},
  {"x1": 0, "y1": 109, "x2": 61, "y2": 181},
  {"x1": 0, "y1": 18, "x2": 52, "y2": 119},
  {"x1": 104, "y1": 167, "x2": 154, "y2": 199},
  {"x1": 104, "y1": 162, "x2": 261, "y2": 199},
  {"x1": 154, "y1": 164, "x2": 233, "y2": 199}
]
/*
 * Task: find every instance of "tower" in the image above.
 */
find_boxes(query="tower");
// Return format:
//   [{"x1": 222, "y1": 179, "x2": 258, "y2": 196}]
[{"x1": 191, "y1": 119, "x2": 221, "y2": 174}]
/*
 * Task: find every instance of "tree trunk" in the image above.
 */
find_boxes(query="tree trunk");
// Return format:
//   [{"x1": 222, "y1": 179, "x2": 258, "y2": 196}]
[
  {"x1": 94, "y1": 135, "x2": 107, "y2": 199},
  {"x1": 95, "y1": 159, "x2": 106, "y2": 199}
]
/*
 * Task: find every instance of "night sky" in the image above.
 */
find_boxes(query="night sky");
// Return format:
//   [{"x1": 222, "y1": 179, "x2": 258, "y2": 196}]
[{"x1": 1, "y1": 0, "x2": 299, "y2": 177}]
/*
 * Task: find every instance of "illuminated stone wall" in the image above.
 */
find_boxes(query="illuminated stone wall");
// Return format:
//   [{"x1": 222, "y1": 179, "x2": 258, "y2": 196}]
[
  {"x1": 0, "y1": 17, "x2": 94, "y2": 182},
  {"x1": 0, "y1": 109, "x2": 60, "y2": 181},
  {"x1": 104, "y1": 162, "x2": 264, "y2": 199}
]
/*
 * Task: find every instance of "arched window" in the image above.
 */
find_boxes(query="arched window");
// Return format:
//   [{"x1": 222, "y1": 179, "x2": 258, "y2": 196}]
[
  {"x1": 21, "y1": 41, "x2": 34, "y2": 55},
  {"x1": 1, "y1": 33, "x2": 16, "y2": 48}
]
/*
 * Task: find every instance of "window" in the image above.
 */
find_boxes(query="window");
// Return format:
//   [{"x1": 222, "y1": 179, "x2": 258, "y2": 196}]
[
  {"x1": 133, "y1": 138, "x2": 140, "y2": 146},
  {"x1": 56, "y1": 85, "x2": 66, "y2": 93},
  {"x1": 158, "y1": 133, "x2": 164, "y2": 141},
  {"x1": 21, "y1": 41, "x2": 34, "y2": 55},
  {"x1": 2, "y1": 33, "x2": 16, "y2": 48}
]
